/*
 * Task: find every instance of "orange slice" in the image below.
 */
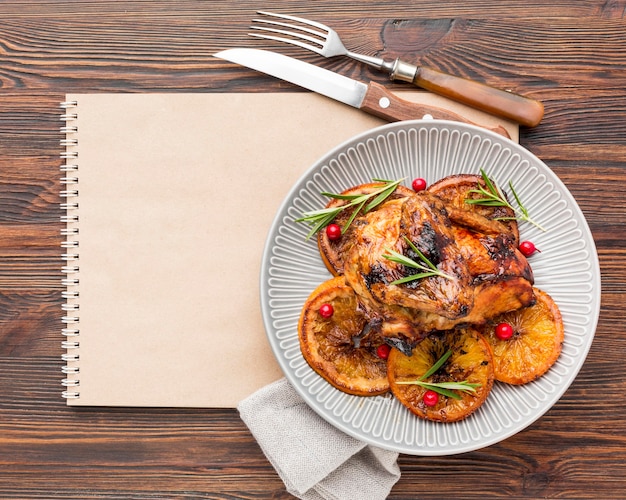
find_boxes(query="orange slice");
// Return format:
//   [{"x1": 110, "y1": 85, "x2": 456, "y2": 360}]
[
  {"x1": 482, "y1": 287, "x2": 564, "y2": 385},
  {"x1": 298, "y1": 276, "x2": 389, "y2": 396},
  {"x1": 317, "y1": 182, "x2": 414, "y2": 276},
  {"x1": 387, "y1": 328, "x2": 494, "y2": 422}
]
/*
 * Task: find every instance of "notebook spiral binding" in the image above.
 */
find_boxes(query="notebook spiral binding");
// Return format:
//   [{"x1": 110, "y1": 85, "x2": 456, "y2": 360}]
[{"x1": 60, "y1": 100, "x2": 80, "y2": 399}]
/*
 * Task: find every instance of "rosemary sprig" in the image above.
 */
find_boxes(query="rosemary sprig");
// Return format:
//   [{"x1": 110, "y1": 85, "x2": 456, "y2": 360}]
[
  {"x1": 395, "y1": 349, "x2": 481, "y2": 400},
  {"x1": 465, "y1": 169, "x2": 546, "y2": 232},
  {"x1": 295, "y1": 178, "x2": 404, "y2": 240},
  {"x1": 383, "y1": 236, "x2": 454, "y2": 284}
]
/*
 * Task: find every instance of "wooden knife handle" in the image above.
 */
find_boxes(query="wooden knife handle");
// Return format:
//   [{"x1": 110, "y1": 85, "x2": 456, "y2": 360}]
[
  {"x1": 411, "y1": 66, "x2": 544, "y2": 127},
  {"x1": 360, "y1": 81, "x2": 511, "y2": 138}
]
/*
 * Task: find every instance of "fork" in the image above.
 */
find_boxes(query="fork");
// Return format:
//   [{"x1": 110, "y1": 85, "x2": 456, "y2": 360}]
[{"x1": 250, "y1": 11, "x2": 544, "y2": 127}]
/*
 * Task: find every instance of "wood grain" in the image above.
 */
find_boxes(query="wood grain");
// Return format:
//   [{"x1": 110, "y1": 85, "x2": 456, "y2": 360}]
[{"x1": 0, "y1": 1, "x2": 625, "y2": 498}]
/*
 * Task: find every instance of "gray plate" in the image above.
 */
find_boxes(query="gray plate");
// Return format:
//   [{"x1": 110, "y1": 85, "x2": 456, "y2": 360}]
[{"x1": 259, "y1": 120, "x2": 600, "y2": 455}]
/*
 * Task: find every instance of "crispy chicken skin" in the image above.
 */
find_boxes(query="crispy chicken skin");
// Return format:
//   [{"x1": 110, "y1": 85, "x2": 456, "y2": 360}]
[
  {"x1": 345, "y1": 192, "x2": 473, "y2": 319},
  {"x1": 341, "y1": 184, "x2": 534, "y2": 348},
  {"x1": 450, "y1": 224, "x2": 533, "y2": 284},
  {"x1": 428, "y1": 173, "x2": 520, "y2": 245}
]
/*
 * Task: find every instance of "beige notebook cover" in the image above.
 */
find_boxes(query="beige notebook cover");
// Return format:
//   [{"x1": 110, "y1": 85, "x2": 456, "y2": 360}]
[{"x1": 60, "y1": 92, "x2": 517, "y2": 407}]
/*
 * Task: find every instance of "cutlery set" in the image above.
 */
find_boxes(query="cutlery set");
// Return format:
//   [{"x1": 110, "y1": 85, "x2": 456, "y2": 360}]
[{"x1": 215, "y1": 11, "x2": 544, "y2": 131}]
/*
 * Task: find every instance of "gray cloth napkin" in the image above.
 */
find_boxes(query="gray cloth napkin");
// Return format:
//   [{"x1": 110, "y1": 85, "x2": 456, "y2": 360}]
[{"x1": 238, "y1": 377, "x2": 401, "y2": 500}]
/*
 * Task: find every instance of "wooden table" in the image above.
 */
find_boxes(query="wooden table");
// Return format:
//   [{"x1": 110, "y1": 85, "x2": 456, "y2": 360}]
[{"x1": 1, "y1": 1, "x2": 624, "y2": 498}]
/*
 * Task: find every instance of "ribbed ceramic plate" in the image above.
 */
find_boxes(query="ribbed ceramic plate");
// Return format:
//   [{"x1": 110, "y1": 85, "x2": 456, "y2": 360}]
[{"x1": 260, "y1": 120, "x2": 600, "y2": 455}]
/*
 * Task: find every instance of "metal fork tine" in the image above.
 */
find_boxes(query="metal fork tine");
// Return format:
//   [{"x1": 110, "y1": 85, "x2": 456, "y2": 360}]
[
  {"x1": 251, "y1": 18, "x2": 327, "y2": 39},
  {"x1": 255, "y1": 10, "x2": 330, "y2": 33},
  {"x1": 250, "y1": 25, "x2": 325, "y2": 48},
  {"x1": 249, "y1": 32, "x2": 324, "y2": 53},
  {"x1": 250, "y1": 12, "x2": 331, "y2": 55},
  {"x1": 249, "y1": 10, "x2": 353, "y2": 61}
]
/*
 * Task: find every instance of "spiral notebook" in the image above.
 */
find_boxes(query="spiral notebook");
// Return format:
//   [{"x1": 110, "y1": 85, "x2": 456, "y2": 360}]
[{"x1": 60, "y1": 92, "x2": 517, "y2": 407}]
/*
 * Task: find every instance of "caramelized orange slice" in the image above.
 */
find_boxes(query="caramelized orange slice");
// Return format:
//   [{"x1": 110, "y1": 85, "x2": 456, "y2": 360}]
[
  {"x1": 387, "y1": 328, "x2": 494, "y2": 422},
  {"x1": 298, "y1": 276, "x2": 389, "y2": 396},
  {"x1": 482, "y1": 287, "x2": 564, "y2": 385},
  {"x1": 317, "y1": 183, "x2": 414, "y2": 276}
]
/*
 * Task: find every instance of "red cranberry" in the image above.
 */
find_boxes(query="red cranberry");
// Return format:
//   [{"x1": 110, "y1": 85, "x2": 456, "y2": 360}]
[
  {"x1": 325, "y1": 223, "x2": 342, "y2": 241},
  {"x1": 376, "y1": 344, "x2": 391, "y2": 360},
  {"x1": 519, "y1": 240, "x2": 540, "y2": 257},
  {"x1": 319, "y1": 303, "x2": 334, "y2": 318},
  {"x1": 423, "y1": 390, "x2": 439, "y2": 406},
  {"x1": 495, "y1": 322, "x2": 514, "y2": 340},
  {"x1": 412, "y1": 178, "x2": 427, "y2": 192}
]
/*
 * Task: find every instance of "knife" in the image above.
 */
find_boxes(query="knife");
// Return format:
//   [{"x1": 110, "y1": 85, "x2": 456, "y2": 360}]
[{"x1": 214, "y1": 48, "x2": 510, "y2": 138}]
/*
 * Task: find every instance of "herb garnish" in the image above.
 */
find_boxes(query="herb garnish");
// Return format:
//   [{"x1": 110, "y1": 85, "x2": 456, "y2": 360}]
[
  {"x1": 383, "y1": 236, "x2": 454, "y2": 284},
  {"x1": 395, "y1": 349, "x2": 481, "y2": 400},
  {"x1": 465, "y1": 169, "x2": 546, "y2": 231},
  {"x1": 295, "y1": 178, "x2": 404, "y2": 240}
]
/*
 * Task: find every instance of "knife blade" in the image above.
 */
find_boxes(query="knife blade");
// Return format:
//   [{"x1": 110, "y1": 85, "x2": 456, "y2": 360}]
[{"x1": 214, "y1": 48, "x2": 509, "y2": 138}]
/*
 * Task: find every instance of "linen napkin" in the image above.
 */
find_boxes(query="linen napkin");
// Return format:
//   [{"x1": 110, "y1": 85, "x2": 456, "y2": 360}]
[{"x1": 238, "y1": 378, "x2": 401, "y2": 500}]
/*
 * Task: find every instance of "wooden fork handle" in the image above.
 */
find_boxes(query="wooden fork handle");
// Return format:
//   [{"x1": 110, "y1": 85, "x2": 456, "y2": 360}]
[
  {"x1": 360, "y1": 81, "x2": 511, "y2": 139},
  {"x1": 413, "y1": 66, "x2": 544, "y2": 127},
  {"x1": 385, "y1": 59, "x2": 544, "y2": 127}
]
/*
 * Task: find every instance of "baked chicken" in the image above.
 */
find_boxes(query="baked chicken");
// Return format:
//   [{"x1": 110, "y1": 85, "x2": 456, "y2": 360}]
[{"x1": 342, "y1": 176, "x2": 534, "y2": 352}]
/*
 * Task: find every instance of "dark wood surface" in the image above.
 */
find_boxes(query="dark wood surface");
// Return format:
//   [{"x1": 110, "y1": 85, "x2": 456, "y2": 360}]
[{"x1": 1, "y1": 1, "x2": 625, "y2": 498}]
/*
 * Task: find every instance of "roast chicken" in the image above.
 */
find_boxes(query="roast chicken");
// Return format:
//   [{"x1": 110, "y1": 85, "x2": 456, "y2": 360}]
[{"x1": 341, "y1": 175, "x2": 535, "y2": 353}]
